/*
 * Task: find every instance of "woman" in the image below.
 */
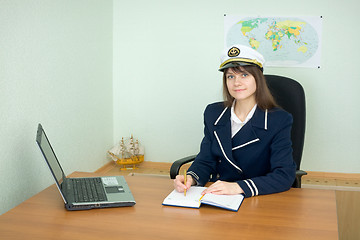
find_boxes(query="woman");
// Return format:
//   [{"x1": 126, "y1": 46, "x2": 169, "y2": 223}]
[{"x1": 174, "y1": 45, "x2": 296, "y2": 198}]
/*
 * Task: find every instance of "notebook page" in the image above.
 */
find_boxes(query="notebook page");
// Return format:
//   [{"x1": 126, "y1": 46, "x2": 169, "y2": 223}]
[
  {"x1": 201, "y1": 193, "x2": 244, "y2": 211},
  {"x1": 162, "y1": 187, "x2": 206, "y2": 208}
]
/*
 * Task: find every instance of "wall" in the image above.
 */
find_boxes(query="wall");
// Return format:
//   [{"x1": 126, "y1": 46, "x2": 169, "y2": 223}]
[
  {"x1": 0, "y1": 1, "x2": 113, "y2": 215},
  {"x1": 113, "y1": 0, "x2": 360, "y2": 173},
  {"x1": 1, "y1": 0, "x2": 359, "y2": 216}
]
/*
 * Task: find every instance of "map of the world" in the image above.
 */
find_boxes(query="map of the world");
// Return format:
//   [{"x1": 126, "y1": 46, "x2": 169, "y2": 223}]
[{"x1": 225, "y1": 16, "x2": 322, "y2": 68}]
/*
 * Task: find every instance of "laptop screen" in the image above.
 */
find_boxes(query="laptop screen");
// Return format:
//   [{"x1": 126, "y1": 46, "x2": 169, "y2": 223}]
[{"x1": 36, "y1": 124, "x2": 65, "y2": 186}]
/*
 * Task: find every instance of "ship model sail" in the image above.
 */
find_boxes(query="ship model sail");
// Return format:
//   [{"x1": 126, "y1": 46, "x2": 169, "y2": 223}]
[{"x1": 108, "y1": 135, "x2": 144, "y2": 170}]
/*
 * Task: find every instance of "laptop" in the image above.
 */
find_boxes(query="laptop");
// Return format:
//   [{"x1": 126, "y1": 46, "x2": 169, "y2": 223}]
[{"x1": 36, "y1": 123, "x2": 136, "y2": 211}]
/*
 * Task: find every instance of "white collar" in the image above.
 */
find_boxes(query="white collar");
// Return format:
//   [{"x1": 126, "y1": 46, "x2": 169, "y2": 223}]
[{"x1": 231, "y1": 101, "x2": 257, "y2": 124}]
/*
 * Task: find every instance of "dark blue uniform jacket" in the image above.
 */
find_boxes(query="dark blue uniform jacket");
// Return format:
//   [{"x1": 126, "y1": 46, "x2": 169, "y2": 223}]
[{"x1": 187, "y1": 102, "x2": 296, "y2": 198}]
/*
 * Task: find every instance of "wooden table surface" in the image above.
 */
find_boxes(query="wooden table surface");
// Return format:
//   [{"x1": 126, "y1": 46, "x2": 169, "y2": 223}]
[{"x1": 0, "y1": 172, "x2": 338, "y2": 240}]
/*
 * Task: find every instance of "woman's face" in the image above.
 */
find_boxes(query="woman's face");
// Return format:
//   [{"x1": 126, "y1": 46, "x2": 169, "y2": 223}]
[{"x1": 225, "y1": 67, "x2": 257, "y2": 104}]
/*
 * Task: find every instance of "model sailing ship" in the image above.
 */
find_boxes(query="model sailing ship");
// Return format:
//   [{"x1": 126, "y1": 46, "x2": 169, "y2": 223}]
[{"x1": 108, "y1": 135, "x2": 144, "y2": 170}]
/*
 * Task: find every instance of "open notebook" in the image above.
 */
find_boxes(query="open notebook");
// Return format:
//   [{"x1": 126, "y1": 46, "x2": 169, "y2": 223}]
[{"x1": 162, "y1": 187, "x2": 244, "y2": 212}]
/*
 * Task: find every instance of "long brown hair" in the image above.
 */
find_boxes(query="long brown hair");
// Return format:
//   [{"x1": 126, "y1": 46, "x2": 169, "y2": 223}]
[{"x1": 222, "y1": 65, "x2": 277, "y2": 110}]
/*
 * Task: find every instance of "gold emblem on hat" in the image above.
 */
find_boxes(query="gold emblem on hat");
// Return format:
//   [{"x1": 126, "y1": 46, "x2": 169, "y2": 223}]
[{"x1": 228, "y1": 47, "x2": 240, "y2": 57}]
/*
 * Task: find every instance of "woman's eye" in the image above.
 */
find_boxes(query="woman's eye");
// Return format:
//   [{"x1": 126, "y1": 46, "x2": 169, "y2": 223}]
[
  {"x1": 241, "y1": 73, "x2": 248, "y2": 77},
  {"x1": 227, "y1": 75, "x2": 234, "y2": 79}
]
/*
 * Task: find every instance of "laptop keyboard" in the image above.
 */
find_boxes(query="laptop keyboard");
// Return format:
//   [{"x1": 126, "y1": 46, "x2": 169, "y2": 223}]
[{"x1": 71, "y1": 178, "x2": 108, "y2": 203}]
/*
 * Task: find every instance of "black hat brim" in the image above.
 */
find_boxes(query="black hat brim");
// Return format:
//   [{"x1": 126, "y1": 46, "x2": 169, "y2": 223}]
[{"x1": 218, "y1": 62, "x2": 260, "y2": 72}]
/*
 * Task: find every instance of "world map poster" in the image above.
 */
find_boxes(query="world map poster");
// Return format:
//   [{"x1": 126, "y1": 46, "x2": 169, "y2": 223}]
[{"x1": 224, "y1": 15, "x2": 323, "y2": 68}]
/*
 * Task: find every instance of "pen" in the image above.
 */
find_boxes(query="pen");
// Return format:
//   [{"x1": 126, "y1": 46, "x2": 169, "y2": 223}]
[
  {"x1": 184, "y1": 169, "x2": 187, "y2": 196},
  {"x1": 199, "y1": 194, "x2": 205, "y2": 201}
]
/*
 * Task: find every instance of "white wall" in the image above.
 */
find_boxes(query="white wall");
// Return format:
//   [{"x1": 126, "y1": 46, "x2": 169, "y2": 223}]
[
  {"x1": 113, "y1": 0, "x2": 360, "y2": 173},
  {"x1": 0, "y1": 1, "x2": 113, "y2": 215}
]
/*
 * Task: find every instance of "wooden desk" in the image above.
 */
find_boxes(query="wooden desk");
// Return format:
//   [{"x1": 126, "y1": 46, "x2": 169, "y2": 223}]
[{"x1": 0, "y1": 173, "x2": 338, "y2": 240}]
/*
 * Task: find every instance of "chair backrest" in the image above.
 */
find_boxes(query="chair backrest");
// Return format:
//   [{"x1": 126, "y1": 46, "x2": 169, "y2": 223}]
[{"x1": 265, "y1": 75, "x2": 306, "y2": 171}]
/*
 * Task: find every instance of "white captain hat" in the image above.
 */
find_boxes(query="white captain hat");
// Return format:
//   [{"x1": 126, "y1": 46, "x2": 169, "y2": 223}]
[{"x1": 219, "y1": 44, "x2": 265, "y2": 71}]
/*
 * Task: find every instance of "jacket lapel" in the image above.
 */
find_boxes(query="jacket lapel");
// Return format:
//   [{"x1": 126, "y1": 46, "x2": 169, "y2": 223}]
[
  {"x1": 231, "y1": 123, "x2": 260, "y2": 150},
  {"x1": 213, "y1": 107, "x2": 243, "y2": 172},
  {"x1": 232, "y1": 107, "x2": 266, "y2": 150}
]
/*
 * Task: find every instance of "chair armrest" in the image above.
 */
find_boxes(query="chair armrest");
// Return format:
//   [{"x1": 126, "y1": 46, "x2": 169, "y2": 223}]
[
  {"x1": 293, "y1": 170, "x2": 308, "y2": 188},
  {"x1": 169, "y1": 155, "x2": 196, "y2": 179}
]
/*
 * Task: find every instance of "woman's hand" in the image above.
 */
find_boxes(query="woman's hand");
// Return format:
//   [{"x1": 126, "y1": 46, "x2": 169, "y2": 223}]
[
  {"x1": 201, "y1": 180, "x2": 244, "y2": 195},
  {"x1": 174, "y1": 174, "x2": 194, "y2": 193}
]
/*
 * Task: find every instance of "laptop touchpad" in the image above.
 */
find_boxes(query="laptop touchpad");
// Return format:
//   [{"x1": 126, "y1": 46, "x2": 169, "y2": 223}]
[{"x1": 105, "y1": 186, "x2": 125, "y2": 193}]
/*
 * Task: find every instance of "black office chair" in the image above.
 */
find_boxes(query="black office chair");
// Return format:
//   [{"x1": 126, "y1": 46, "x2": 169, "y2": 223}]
[{"x1": 170, "y1": 75, "x2": 307, "y2": 188}]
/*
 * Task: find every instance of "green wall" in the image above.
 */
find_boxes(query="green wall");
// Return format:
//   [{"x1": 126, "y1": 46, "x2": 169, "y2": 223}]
[
  {"x1": 1, "y1": 0, "x2": 359, "y2": 215},
  {"x1": 0, "y1": 0, "x2": 113, "y2": 215},
  {"x1": 113, "y1": 0, "x2": 360, "y2": 172}
]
